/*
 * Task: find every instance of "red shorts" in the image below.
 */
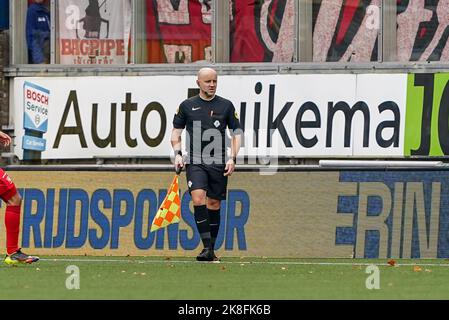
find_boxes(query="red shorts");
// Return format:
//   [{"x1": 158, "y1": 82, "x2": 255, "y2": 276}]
[{"x1": 0, "y1": 169, "x2": 17, "y2": 202}]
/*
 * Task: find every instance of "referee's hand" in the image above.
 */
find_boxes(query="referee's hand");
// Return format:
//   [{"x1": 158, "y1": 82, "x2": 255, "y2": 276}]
[
  {"x1": 174, "y1": 154, "x2": 184, "y2": 173},
  {"x1": 224, "y1": 158, "x2": 235, "y2": 176}
]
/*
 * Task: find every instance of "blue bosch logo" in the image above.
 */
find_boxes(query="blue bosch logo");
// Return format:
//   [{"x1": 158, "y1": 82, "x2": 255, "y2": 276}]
[{"x1": 23, "y1": 81, "x2": 50, "y2": 159}]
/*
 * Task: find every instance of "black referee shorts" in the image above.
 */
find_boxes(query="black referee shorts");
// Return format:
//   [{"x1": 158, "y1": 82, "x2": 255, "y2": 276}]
[{"x1": 185, "y1": 164, "x2": 228, "y2": 200}]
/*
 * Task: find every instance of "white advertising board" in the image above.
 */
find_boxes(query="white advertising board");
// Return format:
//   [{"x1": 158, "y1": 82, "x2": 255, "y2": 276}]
[{"x1": 11, "y1": 74, "x2": 407, "y2": 160}]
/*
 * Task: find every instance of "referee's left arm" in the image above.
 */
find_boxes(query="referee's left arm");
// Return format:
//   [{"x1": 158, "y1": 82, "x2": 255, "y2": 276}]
[{"x1": 225, "y1": 103, "x2": 243, "y2": 176}]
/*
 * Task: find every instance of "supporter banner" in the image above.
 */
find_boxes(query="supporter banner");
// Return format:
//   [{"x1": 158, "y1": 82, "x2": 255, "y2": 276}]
[
  {"x1": 312, "y1": 0, "x2": 449, "y2": 62},
  {"x1": 12, "y1": 74, "x2": 407, "y2": 159},
  {"x1": 397, "y1": 0, "x2": 449, "y2": 62},
  {"x1": 146, "y1": 0, "x2": 211, "y2": 63},
  {"x1": 58, "y1": 0, "x2": 132, "y2": 65},
  {"x1": 230, "y1": 0, "x2": 294, "y2": 62},
  {"x1": 145, "y1": 0, "x2": 294, "y2": 63},
  {"x1": 1, "y1": 169, "x2": 447, "y2": 259},
  {"x1": 313, "y1": 0, "x2": 380, "y2": 62}
]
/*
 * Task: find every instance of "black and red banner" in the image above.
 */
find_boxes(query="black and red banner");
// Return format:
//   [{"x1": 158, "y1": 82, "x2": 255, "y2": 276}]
[{"x1": 146, "y1": 0, "x2": 212, "y2": 63}]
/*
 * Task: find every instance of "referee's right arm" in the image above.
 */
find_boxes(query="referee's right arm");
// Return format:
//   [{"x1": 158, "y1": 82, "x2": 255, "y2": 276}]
[
  {"x1": 171, "y1": 128, "x2": 183, "y2": 152},
  {"x1": 172, "y1": 102, "x2": 186, "y2": 171},
  {"x1": 171, "y1": 128, "x2": 184, "y2": 172}
]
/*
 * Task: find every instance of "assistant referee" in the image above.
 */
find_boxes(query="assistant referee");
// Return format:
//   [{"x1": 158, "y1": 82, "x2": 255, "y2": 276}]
[{"x1": 171, "y1": 67, "x2": 242, "y2": 262}]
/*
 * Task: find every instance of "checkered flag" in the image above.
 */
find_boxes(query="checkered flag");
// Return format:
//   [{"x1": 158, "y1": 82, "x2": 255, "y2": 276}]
[{"x1": 150, "y1": 174, "x2": 181, "y2": 232}]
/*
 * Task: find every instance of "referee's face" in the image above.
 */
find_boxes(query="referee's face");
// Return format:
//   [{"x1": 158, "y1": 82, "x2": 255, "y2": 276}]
[{"x1": 197, "y1": 70, "x2": 217, "y2": 99}]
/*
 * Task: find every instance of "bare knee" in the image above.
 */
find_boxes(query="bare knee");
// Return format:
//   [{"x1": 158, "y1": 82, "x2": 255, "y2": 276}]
[
  {"x1": 207, "y1": 198, "x2": 221, "y2": 210},
  {"x1": 191, "y1": 190, "x2": 207, "y2": 206}
]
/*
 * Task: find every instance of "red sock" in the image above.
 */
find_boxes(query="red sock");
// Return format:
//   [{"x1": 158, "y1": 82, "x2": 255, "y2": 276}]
[{"x1": 5, "y1": 205, "x2": 20, "y2": 255}]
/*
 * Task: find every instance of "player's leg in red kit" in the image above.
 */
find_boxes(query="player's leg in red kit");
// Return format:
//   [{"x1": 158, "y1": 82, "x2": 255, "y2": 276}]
[{"x1": 0, "y1": 170, "x2": 39, "y2": 265}]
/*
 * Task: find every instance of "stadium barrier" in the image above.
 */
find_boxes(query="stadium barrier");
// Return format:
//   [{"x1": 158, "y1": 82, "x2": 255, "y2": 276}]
[{"x1": 2, "y1": 165, "x2": 448, "y2": 259}]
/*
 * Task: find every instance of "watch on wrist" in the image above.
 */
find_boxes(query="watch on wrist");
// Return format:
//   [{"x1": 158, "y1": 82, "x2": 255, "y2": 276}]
[
  {"x1": 232, "y1": 156, "x2": 237, "y2": 163},
  {"x1": 175, "y1": 150, "x2": 182, "y2": 157}
]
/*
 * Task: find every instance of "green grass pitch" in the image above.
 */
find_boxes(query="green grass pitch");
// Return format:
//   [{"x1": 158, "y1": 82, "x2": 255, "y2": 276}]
[{"x1": 0, "y1": 256, "x2": 448, "y2": 299}]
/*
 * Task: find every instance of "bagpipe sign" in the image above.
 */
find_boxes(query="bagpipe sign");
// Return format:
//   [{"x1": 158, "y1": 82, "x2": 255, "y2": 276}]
[{"x1": 58, "y1": 0, "x2": 132, "y2": 65}]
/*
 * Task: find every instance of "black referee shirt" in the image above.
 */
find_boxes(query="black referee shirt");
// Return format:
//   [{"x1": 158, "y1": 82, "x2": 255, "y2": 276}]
[{"x1": 173, "y1": 95, "x2": 242, "y2": 165}]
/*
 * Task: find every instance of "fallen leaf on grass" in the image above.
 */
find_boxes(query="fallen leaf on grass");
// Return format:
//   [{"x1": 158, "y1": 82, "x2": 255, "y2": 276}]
[
  {"x1": 387, "y1": 259, "x2": 396, "y2": 267},
  {"x1": 413, "y1": 266, "x2": 422, "y2": 272}
]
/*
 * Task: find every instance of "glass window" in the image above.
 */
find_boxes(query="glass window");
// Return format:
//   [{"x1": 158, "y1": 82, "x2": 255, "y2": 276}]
[
  {"x1": 312, "y1": 0, "x2": 380, "y2": 62},
  {"x1": 57, "y1": 0, "x2": 132, "y2": 65},
  {"x1": 0, "y1": 0, "x2": 9, "y2": 30},
  {"x1": 230, "y1": 0, "x2": 295, "y2": 62},
  {"x1": 26, "y1": 0, "x2": 51, "y2": 64},
  {"x1": 145, "y1": 0, "x2": 212, "y2": 63},
  {"x1": 397, "y1": 0, "x2": 449, "y2": 61}
]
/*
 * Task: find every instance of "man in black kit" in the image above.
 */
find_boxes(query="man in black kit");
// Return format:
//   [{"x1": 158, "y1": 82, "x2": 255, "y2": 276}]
[{"x1": 171, "y1": 67, "x2": 242, "y2": 262}]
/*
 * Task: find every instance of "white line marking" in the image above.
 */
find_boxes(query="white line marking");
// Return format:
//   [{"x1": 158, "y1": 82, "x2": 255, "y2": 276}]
[{"x1": 37, "y1": 258, "x2": 449, "y2": 267}]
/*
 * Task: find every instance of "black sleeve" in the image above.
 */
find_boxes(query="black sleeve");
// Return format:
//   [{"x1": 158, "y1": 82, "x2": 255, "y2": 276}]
[
  {"x1": 173, "y1": 101, "x2": 187, "y2": 129},
  {"x1": 226, "y1": 102, "x2": 242, "y2": 133}
]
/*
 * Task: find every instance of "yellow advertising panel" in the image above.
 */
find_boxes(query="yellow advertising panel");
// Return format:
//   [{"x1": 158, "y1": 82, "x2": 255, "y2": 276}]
[{"x1": 0, "y1": 170, "x2": 445, "y2": 258}]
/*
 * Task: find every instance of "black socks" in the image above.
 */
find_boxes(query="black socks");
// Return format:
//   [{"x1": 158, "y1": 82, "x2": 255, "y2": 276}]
[
  {"x1": 194, "y1": 205, "x2": 211, "y2": 249},
  {"x1": 194, "y1": 205, "x2": 222, "y2": 250},
  {"x1": 209, "y1": 209, "x2": 220, "y2": 249}
]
